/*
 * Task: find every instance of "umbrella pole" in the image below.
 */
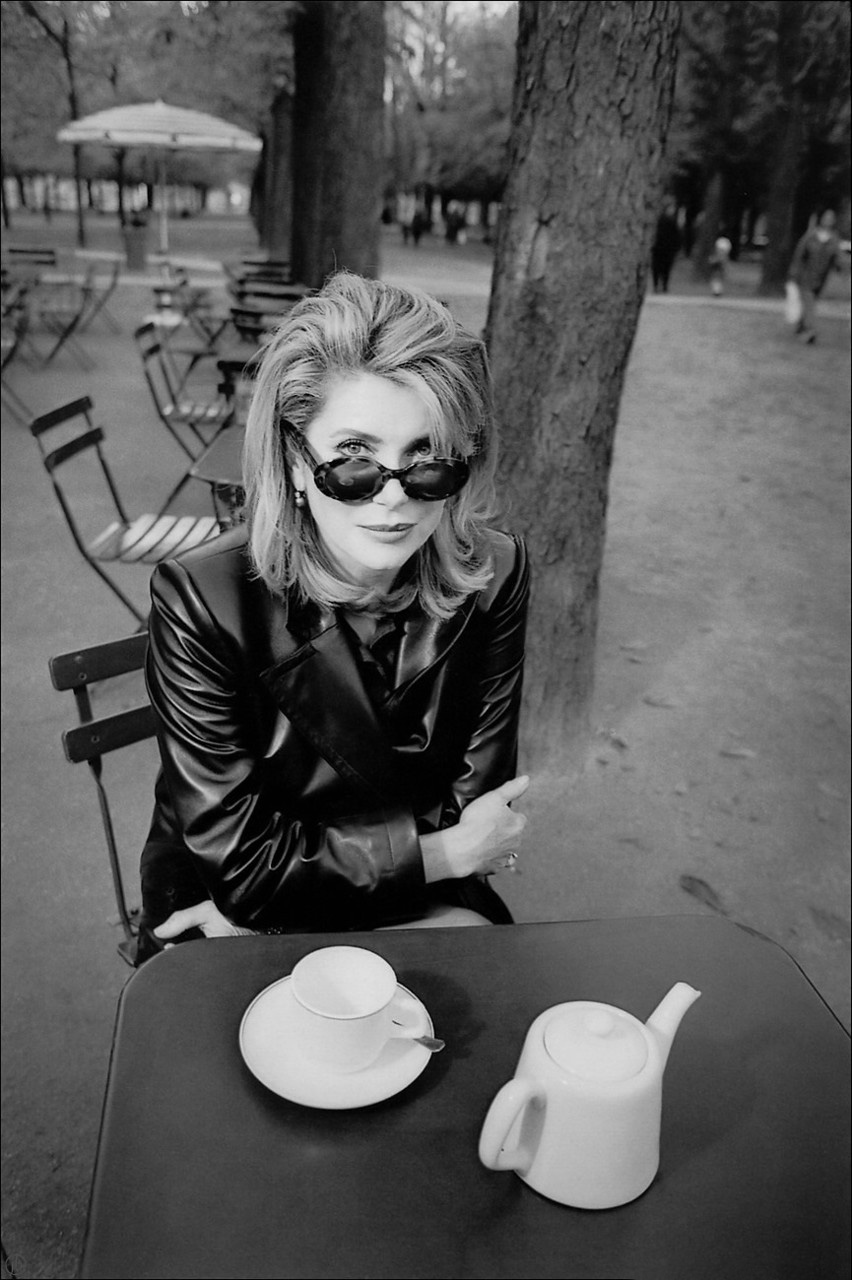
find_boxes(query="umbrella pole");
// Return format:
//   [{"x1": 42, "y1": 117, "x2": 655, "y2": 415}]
[{"x1": 157, "y1": 150, "x2": 169, "y2": 255}]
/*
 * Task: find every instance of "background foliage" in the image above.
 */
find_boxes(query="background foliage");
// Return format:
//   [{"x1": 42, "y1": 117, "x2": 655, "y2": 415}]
[{"x1": 2, "y1": 0, "x2": 849, "y2": 274}]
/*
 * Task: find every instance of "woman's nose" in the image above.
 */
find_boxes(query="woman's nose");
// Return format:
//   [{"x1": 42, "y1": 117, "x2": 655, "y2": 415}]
[{"x1": 373, "y1": 477, "x2": 408, "y2": 509}]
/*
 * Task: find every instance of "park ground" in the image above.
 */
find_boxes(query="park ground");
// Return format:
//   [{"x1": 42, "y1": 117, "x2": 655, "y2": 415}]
[{"x1": 1, "y1": 212, "x2": 850, "y2": 1278}]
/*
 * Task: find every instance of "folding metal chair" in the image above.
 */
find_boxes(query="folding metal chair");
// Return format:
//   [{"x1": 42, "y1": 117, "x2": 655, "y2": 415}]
[
  {"x1": 49, "y1": 632, "x2": 156, "y2": 965},
  {"x1": 31, "y1": 264, "x2": 96, "y2": 369},
  {"x1": 4, "y1": 246, "x2": 58, "y2": 282},
  {"x1": 78, "y1": 255, "x2": 123, "y2": 334},
  {"x1": 229, "y1": 303, "x2": 274, "y2": 345},
  {"x1": 134, "y1": 321, "x2": 233, "y2": 469},
  {"x1": 149, "y1": 267, "x2": 233, "y2": 393},
  {"x1": 1, "y1": 280, "x2": 34, "y2": 423},
  {"x1": 223, "y1": 256, "x2": 293, "y2": 285},
  {"x1": 30, "y1": 396, "x2": 221, "y2": 626}
]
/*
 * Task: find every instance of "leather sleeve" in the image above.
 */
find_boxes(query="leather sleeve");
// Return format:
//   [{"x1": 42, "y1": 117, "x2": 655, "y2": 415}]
[
  {"x1": 428, "y1": 533, "x2": 531, "y2": 831},
  {"x1": 146, "y1": 563, "x2": 426, "y2": 931}
]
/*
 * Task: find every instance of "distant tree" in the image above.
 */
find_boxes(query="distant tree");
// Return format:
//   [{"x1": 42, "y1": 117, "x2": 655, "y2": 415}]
[
  {"x1": 667, "y1": 0, "x2": 850, "y2": 285},
  {"x1": 4, "y1": 0, "x2": 90, "y2": 242},
  {"x1": 141, "y1": 0, "x2": 296, "y2": 250},
  {"x1": 672, "y1": 0, "x2": 774, "y2": 273},
  {"x1": 386, "y1": 0, "x2": 516, "y2": 215},
  {"x1": 486, "y1": 0, "x2": 681, "y2": 764},
  {"x1": 1, "y1": 0, "x2": 67, "y2": 225},
  {"x1": 759, "y1": 0, "x2": 850, "y2": 292},
  {"x1": 290, "y1": 0, "x2": 385, "y2": 286}
]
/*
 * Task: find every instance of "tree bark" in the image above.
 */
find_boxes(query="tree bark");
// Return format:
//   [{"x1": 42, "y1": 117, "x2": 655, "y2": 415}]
[
  {"x1": 264, "y1": 87, "x2": 294, "y2": 261},
  {"x1": 691, "y1": 168, "x2": 725, "y2": 278},
  {"x1": 486, "y1": 0, "x2": 681, "y2": 765},
  {"x1": 759, "y1": 1, "x2": 808, "y2": 294},
  {"x1": 291, "y1": 0, "x2": 386, "y2": 287}
]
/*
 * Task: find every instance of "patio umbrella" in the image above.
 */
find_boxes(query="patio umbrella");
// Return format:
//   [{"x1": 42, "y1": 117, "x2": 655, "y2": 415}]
[{"x1": 57, "y1": 100, "x2": 262, "y2": 253}]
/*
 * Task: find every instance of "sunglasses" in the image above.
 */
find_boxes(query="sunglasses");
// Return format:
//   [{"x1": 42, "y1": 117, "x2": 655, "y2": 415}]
[{"x1": 286, "y1": 426, "x2": 470, "y2": 503}]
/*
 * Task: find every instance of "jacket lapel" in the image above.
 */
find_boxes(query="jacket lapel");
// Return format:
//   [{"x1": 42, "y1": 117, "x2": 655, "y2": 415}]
[
  {"x1": 394, "y1": 592, "x2": 477, "y2": 692},
  {"x1": 260, "y1": 604, "x2": 397, "y2": 802},
  {"x1": 259, "y1": 590, "x2": 479, "y2": 800}
]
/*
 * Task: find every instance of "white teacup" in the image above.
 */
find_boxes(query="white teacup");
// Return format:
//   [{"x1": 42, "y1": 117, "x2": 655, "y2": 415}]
[{"x1": 289, "y1": 946, "x2": 430, "y2": 1073}]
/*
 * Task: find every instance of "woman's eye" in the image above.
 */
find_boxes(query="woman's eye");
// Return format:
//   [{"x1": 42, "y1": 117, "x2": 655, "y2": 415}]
[
  {"x1": 410, "y1": 440, "x2": 435, "y2": 459},
  {"x1": 336, "y1": 438, "x2": 368, "y2": 456}
]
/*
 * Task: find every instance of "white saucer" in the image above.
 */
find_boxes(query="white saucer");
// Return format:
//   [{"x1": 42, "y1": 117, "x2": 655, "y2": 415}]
[{"x1": 239, "y1": 976, "x2": 434, "y2": 1109}]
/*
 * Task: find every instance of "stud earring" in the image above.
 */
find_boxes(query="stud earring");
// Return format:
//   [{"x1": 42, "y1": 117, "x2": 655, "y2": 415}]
[{"x1": 294, "y1": 490, "x2": 306, "y2": 509}]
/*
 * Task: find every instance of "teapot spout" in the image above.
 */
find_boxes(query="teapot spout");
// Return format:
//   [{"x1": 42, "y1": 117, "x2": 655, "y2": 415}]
[{"x1": 646, "y1": 983, "x2": 701, "y2": 1068}]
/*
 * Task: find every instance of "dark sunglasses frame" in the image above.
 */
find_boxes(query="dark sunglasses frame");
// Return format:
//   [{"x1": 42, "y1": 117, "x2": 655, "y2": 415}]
[{"x1": 284, "y1": 423, "x2": 470, "y2": 503}]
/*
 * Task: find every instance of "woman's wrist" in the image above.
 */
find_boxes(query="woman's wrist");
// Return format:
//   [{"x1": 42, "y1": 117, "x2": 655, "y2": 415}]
[{"x1": 420, "y1": 829, "x2": 456, "y2": 883}]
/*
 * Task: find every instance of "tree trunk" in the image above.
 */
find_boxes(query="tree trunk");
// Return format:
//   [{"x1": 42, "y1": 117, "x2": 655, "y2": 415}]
[
  {"x1": 760, "y1": 1, "x2": 807, "y2": 294},
  {"x1": 1, "y1": 151, "x2": 10, "y2": 230},
  {"x1": 486, "y1": 0, "x2": 681, "y2": 765},
  {"x1": 691, "y1": 168, "x2": 725, "y2": 279},
  {"x1": 760, "y1": 86, "x2": 804, "y2": 293},
  {"x1": 116, "y1": 149, "x2": 127, "y2": 229},
  {"x1": 291, "y1": 0, "x2": 385, "y2": 287},
  {"x1": 264, "y1": 86, "x2": 294, "y2": 261}
]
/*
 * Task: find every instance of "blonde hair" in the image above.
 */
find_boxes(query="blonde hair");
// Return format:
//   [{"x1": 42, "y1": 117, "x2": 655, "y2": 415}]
[{"x1": 243, "y1": 271, "x2": 498, "y2": 617}]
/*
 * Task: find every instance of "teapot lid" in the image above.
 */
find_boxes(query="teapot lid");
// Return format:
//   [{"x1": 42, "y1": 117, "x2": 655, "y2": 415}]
[{"x1": 544, "y1": 1004, "x2": 648, "y2": 1082}]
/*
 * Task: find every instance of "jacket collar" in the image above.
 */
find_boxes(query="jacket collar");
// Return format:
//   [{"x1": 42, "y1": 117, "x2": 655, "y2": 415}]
[{"x1": 258, "y1": 589, "x2": 477, "y2": 800}]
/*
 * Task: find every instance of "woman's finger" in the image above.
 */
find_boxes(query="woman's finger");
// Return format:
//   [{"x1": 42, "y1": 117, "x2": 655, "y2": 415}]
[
  {"x1": 153, "y1": 901, "x2": 216, "y2": 939},
  {"x1": 493, "y1": 775, "x2": 530, "y2": 803}
]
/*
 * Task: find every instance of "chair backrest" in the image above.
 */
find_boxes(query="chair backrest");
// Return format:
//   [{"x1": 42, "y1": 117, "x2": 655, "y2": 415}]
[
  {"x1": 5, "y1": 246, "x2": 58, "y2": 285},
  {"x1": 134, "y1": 320, "x2": 182, "y2": 410},
  {"x1": 30, "y1": 396, "x2": 130, "y2": 551},
  {"x1": 80, "y1": 255, "x2": 122, "y2": 329},
  {"x1": 49, "y1": 632, "x2": 156, "y2": 964},
  {"x1": 230, "y1": 304, "x2": 272, "y2": 345},
  {"x1": 223, "y1": 256, "x2": 292, "y2": 285},
  {"x1": 1, "y1": 281, "x2": 31, "y2": 371},
  {"x1": 6, "y1": 246, "x2": 57, "y2": 268}
]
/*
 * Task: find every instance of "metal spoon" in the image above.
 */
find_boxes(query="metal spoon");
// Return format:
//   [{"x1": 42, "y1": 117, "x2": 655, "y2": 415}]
[
  {"x1": 393, "y1": 1022, "x2": 445, "y2": 1052},
  {"x1": 412, "y1": 1034, "x2": 445, "y2": 1053}
]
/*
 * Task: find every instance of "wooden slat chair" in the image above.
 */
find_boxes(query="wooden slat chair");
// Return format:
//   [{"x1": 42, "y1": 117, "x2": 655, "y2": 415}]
[
  {"x1": 134, "y1": 321, "x2": 233, "y2": 464},
  {"x1": 30, "y1": 396, "x2": 221, "y2": 626},
  {"x1": 49, "y1": 632, "x2": 156, "y2": 965}
]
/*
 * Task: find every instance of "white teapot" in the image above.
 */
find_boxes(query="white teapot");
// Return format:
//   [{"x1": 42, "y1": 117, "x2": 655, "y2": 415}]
[{"x1": 478, "y1": 982, "x2": 701, "y2": 1209}]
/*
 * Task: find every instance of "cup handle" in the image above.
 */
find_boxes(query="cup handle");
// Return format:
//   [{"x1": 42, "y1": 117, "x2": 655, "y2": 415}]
[
  {"x1": 478, "y1": 1078, "x2": 545, "y2": 1174},
  {"x1": 388, "y1": 988, "x2": 431, "y2": 1042}
]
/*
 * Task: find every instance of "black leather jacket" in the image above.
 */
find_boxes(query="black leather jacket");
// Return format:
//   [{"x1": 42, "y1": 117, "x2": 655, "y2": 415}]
[{"x1": 138, "y1": 524, "x2": 529, "y2": 949}]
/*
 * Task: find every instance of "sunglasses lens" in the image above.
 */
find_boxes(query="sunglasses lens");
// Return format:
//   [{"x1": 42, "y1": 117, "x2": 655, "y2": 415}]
[
  {"x1": 319, "y1": 459, "x2": 382, "y2": 500},
  {"x1": 403, "y1": 460, "x2": 469, "y2": 499}
]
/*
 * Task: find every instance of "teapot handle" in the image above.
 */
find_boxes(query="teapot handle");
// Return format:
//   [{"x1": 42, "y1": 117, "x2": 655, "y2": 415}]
[{"x1": 478, "y1": 1078, "x2": 545, "y2": 1174}]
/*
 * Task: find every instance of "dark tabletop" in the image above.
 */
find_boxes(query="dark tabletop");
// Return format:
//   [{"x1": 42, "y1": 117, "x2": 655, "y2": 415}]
[
  {"x1": 188, "y1": 426, "x2": 245, "y2": 489},
  {"x1": 79, "y1": 916, "x2": 851, "y2": 1280}
]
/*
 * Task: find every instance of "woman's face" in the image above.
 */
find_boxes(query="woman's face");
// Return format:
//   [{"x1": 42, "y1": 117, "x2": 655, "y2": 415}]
[{"x1": 291, "y1": 372, "x2": 448, "y2": 593}]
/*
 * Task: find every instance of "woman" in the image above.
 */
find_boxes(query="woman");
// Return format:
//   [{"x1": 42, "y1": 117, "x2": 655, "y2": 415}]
[{"x1": 137, "y1": 271, "x2": 529, "y2": 963}]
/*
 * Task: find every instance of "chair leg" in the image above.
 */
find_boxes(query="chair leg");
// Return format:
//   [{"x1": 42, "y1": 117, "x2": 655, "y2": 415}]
[
  {"x1": 39, "y1": 320, "x2": 95, "y2": 370},
  {"x1": 78, "y1": 294, "x2": 123, "y2": 335},
  {"x1": 156, "y1": 468, "x2": 197, "y2": 516},
  {"x1": 2, "y1": 380, "x2": 34, "y2": 423}
]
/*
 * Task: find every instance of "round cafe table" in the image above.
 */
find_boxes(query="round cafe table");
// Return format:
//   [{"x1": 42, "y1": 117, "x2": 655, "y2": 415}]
[
  {"x1": 189, "y1": 427, "x2": 246, "y2": 524},
  {"x1": 79, "y1": 916, "x2": 850, "y2": 1280}
]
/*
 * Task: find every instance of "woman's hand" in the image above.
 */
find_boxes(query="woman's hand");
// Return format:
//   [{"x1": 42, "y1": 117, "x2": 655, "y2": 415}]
[
  {"x1": 153, "y1": 900, "x2": 256, "y2": 943},
  {"x1": 421, "y1": 775, "x2": 530, "y2": 882}
]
